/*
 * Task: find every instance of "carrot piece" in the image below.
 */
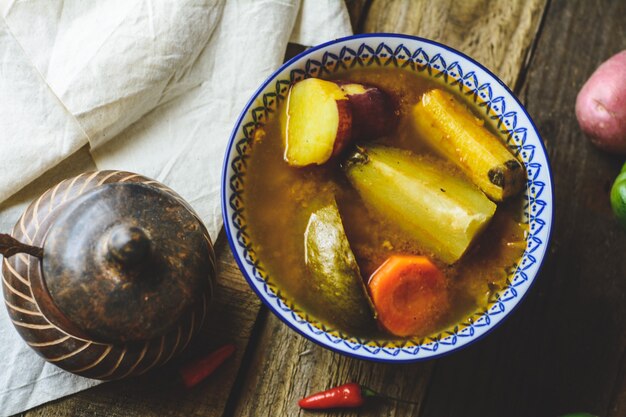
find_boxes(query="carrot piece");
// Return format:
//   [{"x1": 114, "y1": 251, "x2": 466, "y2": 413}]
[{"x1": 368, "y1": 255, "x2": 449, "y2": 337}]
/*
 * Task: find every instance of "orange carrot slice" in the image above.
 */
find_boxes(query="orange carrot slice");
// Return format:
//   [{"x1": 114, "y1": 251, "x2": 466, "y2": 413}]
[{"x1": 368, "y1": 255, "x2": 449, "y2": 337}]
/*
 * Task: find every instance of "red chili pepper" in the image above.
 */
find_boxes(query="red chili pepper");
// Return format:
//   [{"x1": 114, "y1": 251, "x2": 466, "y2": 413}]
[
  {"x1": 178, "y1": 344, "x2": 236, "y2": 388},
  {"x1": 298, "y1": 382, "x2": 378, "y2": 409}
]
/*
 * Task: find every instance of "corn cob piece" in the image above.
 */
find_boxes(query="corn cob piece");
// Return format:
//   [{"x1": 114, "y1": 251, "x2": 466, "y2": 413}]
[
  {"x1": 412, "y1": 89, "x2": 525, "y2": 201},
  {"x1": 344, "y1": 146, "x2": 496, "y2": 264}
]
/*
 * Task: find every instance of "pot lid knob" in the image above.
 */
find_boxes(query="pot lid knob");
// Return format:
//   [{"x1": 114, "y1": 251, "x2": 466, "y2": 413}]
[{"x1": 107, "y1": 225, "x2": 152, "y2": 268}]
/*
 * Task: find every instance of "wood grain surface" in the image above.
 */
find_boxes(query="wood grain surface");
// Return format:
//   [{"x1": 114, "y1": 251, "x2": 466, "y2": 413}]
[
  {"x1": 15, "y1": 0, "x2": 626, "y2": 416},
  {"x1": 363, "y1": 0, "x2": 547, "y2": 88}
]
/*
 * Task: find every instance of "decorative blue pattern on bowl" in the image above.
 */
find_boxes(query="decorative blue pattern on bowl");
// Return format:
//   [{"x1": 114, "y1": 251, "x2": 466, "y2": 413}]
[{"x1": 221, "y1": 34, "x2": 553, "y2": 362}]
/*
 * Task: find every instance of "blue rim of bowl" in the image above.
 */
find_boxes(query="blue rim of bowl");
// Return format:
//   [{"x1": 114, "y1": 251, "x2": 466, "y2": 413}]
[{"x1": 221, "y1": 33, "x2": 554, "y2": 363}]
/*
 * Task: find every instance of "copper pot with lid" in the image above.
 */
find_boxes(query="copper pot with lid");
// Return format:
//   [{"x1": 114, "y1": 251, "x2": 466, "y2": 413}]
[{"x1": 0, "y1": 171, "x2": 215, "y2": 380}]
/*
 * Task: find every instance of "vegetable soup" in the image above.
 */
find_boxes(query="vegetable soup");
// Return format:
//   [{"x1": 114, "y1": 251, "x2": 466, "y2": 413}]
[{"x1": 243, "y1": 66, "x2": 527, "y2": 340}]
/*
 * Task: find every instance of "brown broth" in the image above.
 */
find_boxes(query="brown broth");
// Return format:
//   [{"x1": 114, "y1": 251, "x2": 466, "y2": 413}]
[{"x1": 243, "y1": 66, "x2": 528, "y2": 340}]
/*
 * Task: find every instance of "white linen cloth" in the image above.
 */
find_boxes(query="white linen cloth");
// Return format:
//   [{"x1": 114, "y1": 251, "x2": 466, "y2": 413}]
[{"x1": 0, "y1": 1, "x2": 352, "y2": 415}]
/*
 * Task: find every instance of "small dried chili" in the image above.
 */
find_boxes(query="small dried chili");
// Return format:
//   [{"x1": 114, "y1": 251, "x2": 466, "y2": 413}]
[
  {"x1": 298, "y1": 382, "x2": 376, "y2": 409},
  {"x1": 298, "y1": 382, "x2": 420, "y2": 410},
  {"x1": 178, "y1": 344, "x2": 236, "y2": 388}
]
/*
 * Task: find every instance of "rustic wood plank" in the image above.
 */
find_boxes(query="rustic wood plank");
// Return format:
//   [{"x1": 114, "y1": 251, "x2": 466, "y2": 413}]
[
  {"x1": 345, "y1": 0, "x2": 371, "y2": 33},
  {"x1": 228, "y1": 2, "x2": 548, "y2": 416},
  {"x1": 418, "y1": 1, "x2": 626, "y2": 417},
  {"x1": 363, "y1": 0, "x2": 547, "y2": 88},
  {"x1": 230, "y1": 311, "x2": 433, "y2": 417},
  {"x1": 609, "y1": 349, "x2": 626, "y2": 417},
  {"x1": 19, "y1": 229, "x2": 261, "y2": 417}
]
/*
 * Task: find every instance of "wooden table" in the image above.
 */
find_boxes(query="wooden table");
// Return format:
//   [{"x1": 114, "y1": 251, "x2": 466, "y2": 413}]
[{"x1": 16, "y1": 1, "x2": 626, "y2": 416}]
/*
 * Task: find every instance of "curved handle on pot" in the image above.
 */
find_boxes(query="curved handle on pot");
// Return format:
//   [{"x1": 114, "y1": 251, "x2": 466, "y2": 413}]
[{"x1": 0, "y1": 233, "x2": 43, "y2": 259}]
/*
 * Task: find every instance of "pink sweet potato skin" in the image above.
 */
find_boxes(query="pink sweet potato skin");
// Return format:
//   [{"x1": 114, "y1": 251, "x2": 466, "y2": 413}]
[
  {"x1": 575, "y1": 50, "x2": 626, "y2": 154},
  {"x1": 347, "y1": 87, "x2": 397, "y2": 140},
  {"x1": 332, "y1": 80, "x2": 398, "y2": 140},
  {"x1": 330, "y1": 99, "x2": 353, "y2": 158}
]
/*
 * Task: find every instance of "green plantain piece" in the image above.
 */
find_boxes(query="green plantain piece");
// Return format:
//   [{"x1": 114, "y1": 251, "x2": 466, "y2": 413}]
[{"x1": 304, "y1": 199, "x2": 376, "y2": 333}]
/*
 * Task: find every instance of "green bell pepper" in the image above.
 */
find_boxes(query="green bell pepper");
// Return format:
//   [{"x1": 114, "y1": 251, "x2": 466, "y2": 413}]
[{"x1": 611, "y1": 162, "x2": 626, "y2": 229}]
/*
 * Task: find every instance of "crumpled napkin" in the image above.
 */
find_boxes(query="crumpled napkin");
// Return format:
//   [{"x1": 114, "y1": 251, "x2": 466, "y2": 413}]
[{"x1": 0, "y1": 1, "x2": 352, "y2": 415}]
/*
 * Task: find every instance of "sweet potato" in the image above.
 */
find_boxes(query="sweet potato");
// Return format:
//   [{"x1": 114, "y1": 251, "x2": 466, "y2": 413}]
[
  {"x1": 282, "y1": 78, "x2": 352, "y2": 166},
  {"x1": 281, "y1": 79, "x2": 396, "y2": 167},
  {"x1": 576, "y1": 50, "x2": 626, "y2": 154},
  {"x1": 338, "y1": 82, "x2": 397, "y2": 140}
]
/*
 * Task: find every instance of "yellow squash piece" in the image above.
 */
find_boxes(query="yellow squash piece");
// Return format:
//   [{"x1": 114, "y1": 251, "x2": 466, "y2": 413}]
[
  {"x1": 345, "y1": 146, "x2": 496, "y2": 264},
  {"x1": 412, "y1": 89, "x2": 525, "y2": 201}
]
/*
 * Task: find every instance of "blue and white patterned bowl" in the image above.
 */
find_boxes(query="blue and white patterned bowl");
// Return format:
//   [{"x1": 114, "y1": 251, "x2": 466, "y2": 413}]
[{"x1": 222, "y1": 34, "x2": 553, "y2": 362}]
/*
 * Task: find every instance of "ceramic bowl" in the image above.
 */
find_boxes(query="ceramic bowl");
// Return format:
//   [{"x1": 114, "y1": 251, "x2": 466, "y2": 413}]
[{"x1": 222, "y1": 34, "x2": 553, "y2": 362}]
